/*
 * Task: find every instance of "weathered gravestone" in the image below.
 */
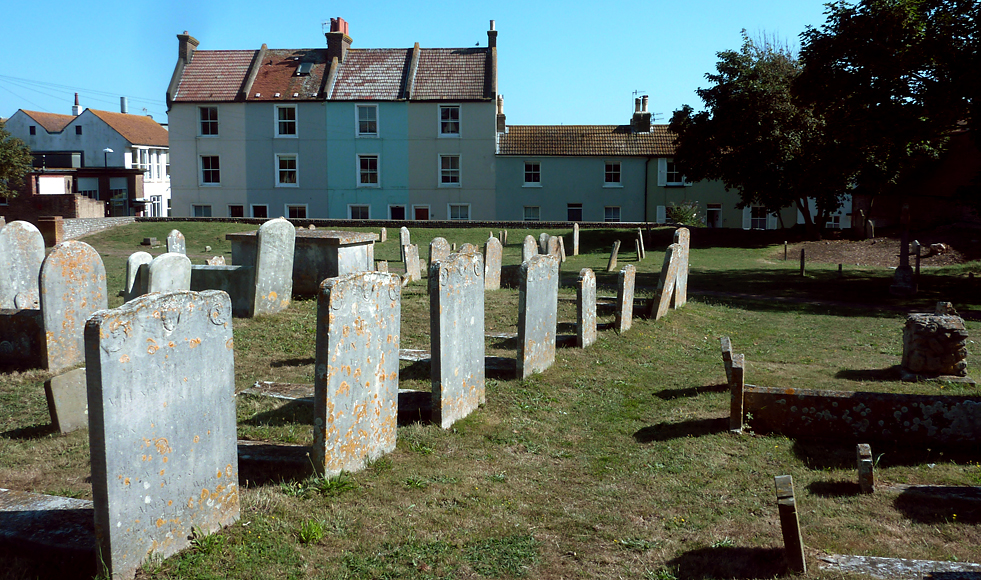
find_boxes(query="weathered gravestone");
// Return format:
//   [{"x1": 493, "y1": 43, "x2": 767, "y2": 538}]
[
  {"x1": 429, "y1": 237, "x2": 451, "y2": 266},
  {"x1": 673, "y1": 227, "x2": 690, "y2": 307},
  {"x1": 44, "y1": 367, "x2": 88, "y2": 434},
  {"x1": 547, "y1": 236, "x2": 561, "y2": 263},
  {"x1": 148, "y1": 253, "x2": 192, "y2": 294},
  {"x1": 522, "y1": 235, "x2": 538, "y2": 262},
  {"x1": 577, "y1": 268, "x2": 597, "y2": 348},
  {"x1": 380, "y1": 227, "x2": 387, "y2": 243},
  {"x1": 399, "y1": 227, "x2": 411, "y2": 261},
  {"x1": 637, "y1": 228, "x2": 646, "y2": 259},
  {"x1": 557, "y1": 236, "x2": 567, "y2": 263},
  {"x1": 166, "y1": 229, "x2": 186, "y2": 254},
  {"x1": 376, "y1": 260, "x2": 389, "y2": 273},
  {"x1": 84, "y1": 290, "x2": 239, "y2": 580},
  {"x1": 538, "y1": 232, "x2": 550, "y2": 254},
  {"x1": 125, "y1": 252, "x2": 152, "y2": 303},
  {"x1": 252, "y1": 217, "x2": 296, "y2": 316},
  {"x1": 607, "y1": 240, "x2": 621, "y2": 272},
  {"x1": 313, "y1": 272, "x2": 401, "y2": 476},
  {"x1": 430, "y1": 251, "x2": 485, "y2": 428},
  {"x1": 572, "y1": 223, "x2": 580, "y2": 256},
  {"x1": 616, "y1": 264, "x2": 636, "y2": 334},
  {"x1": 649, "y1": 243, "x2": 681, "y2": 320},
  {"x1": 403, "y1": 244, "x2": 421, "y2": 282},
  {"x1": 206, "y1": 256, "x2": 226, "y2": 266},
  {"x1": 518, "y1": 254, "x2": 559, "y2": 378},
  {"x1": 459, "y1": 243, "x2": 478, "y2": 254},
  {"x1": 484, "y1": 236, "x2": 503, "y2": 291},
  {"x1": 0, "y1": 220, "x2": 45, "y2": 309},
  {"x1": 41, "y1": 241, "x2": 108, "y2": 372}
]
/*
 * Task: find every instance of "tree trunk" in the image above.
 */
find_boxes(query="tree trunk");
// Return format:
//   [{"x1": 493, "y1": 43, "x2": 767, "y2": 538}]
[{"x1": 796, "y1": 198, "x2": 822, "y2": 240}]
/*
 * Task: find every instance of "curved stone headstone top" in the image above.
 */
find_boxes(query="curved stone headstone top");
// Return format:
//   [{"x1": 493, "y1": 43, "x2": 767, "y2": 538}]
[
  {"x1": 166, "y1": 229, "x2": 186, "y2": 254},
  {"x1": 125, "y1": 251, "x2": 153, "y2": 302},
  {"x1": 458, "y1": 243, "x2": 479, "y2": 254},
  {"x1": 253, "y1": 217, "x2": 296, "y2": 316},
  {"x1": 522, "y1": 235, "x2": 538, "y2": 262},
  {"x1": 399, "y1": 226, "x2": 411, "y2": 245},
  {"x1": 0, "y1": 220, "x2": 45, "y2": 309},
  {"x1": 429, "y1": 237, "x2": 451, "y2": 264},
  {"x1": 547, "y1": 236, "x2": 561, "y2": 260},
  {"x1": 148, "y1": 253, "x2": 192, "y2": 294},
  {"x1": 40, "y1": 241, "x2": 108, "y2": 372},
  {"x1": 538, "y1": 232, "x2": 550, "y2": 254}
]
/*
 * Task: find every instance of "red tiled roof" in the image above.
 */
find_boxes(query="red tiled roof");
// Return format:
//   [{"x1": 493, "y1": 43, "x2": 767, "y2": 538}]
[
  {"x1": 249, "y1": 49, "x2": 330, "y2": 101},
  {"x1": 20, "y1": 110, "x2": 75, "y2": 133},
  {"x1": 497, "y1": 125, "x2": 677, "y2": 156},
  {"x1": 88, "y1": 110, "x2": 169, "y2": 147},
  {"x1": 173, "y1": 50, "x2": 256, "y2": 102},
  {"x1": 412, "y1": 48, "x2": 488, "y2": 100},
  {"x1": 330, "y1": 49, "x2": 411, "y2": 100}
]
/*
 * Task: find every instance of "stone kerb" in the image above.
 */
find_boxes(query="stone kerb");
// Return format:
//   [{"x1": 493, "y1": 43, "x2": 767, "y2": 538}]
[
  {"x1": 252, "y1": 217, "x2": 295, "y2": 316},
  {"x1": 484, "y1": 236, "x2": 503, "y2": 290},
  {"x1": 313, "y1": 272, "x2": 401, "y2": 476},
  {"x1": 0, "y1": 220, "x2": 45, "y2": 310},
  {"x1": 403, "y1": 244, "x2": 421, "y2": 282},
  {"x1": 518, "y1": 254, "x2": 560, "y2": 378},
  {"x1": 576, "y1": 268, "x2": 597, "y2": 348},
  {"x1": 148, "y1": 253, "x2": 192, "y2": 294},
  {"x1": 40, "y1": 241, "x2": 108, "y2": 372},
  {"x1": 166, "y1": 229, "x2": 186, "y2": 254},
  {"x1": 430, "y1": 251, "x2": 486, "y2": 428},
  {"x1": 429, "y1": 237, "x2": 451, "y2": 266},
  {"x1": 673, "y1": 227, "x2": 690, "y2": 307},
  {"x1": 125, "y1": 252, "x2": 152, "y2": 302},
  {"x1": 616, "y1": 264, "x2": 636, "y2": 334},
  {"x1": 84, "y1": 290, "x2": 239, "y2": 580},
  {"x1": 522, "y1": 235, "x2": 538, "y2": 262}
]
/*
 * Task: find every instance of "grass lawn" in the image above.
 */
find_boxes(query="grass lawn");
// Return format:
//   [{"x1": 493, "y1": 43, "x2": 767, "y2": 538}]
[{"x1": 1, "y1": 222, "x2": 980, "y2": 579}]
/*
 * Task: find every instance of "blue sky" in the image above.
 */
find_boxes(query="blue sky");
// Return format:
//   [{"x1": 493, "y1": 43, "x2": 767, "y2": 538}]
[{"x1": 0, "y1": 0, "x2": 830, "y2": 127}]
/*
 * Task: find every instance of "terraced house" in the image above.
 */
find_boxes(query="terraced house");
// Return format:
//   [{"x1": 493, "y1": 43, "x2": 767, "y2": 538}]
[{"x1": 167, "y1": 18, "x2": 499, "y2": 220}]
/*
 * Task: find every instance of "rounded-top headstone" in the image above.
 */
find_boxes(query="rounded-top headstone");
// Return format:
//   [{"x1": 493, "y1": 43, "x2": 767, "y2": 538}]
[{"x1": 0, "y1": 220, "x2": 45, "y2": 309}]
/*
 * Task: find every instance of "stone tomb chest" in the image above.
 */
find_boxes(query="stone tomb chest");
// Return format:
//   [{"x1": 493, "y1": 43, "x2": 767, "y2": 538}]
[
  {"x1": 901, "y1": 302, "x2": 973, "y2": 383},
  {"x1": 228, "y1": 229, "x2": 378, "y2": 295}
]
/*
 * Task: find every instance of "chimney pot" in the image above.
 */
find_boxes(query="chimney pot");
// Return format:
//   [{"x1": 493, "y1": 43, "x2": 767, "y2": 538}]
[
  {"x1": 121, "y1": 97, "x2": 128, "y2": 114},
  {"x1": 490, "y1": 20, "x2": 495, "y2": 31},
  {"x1": 642, "y1": 95, "x2": 649, "y2": 112},
  {"x1": 487, "y1": 20, "x2": 498, "y2": 49},
  {"x1": 72, "y1": 93, "x2": 82, "y2": 116},
  {"x1": 634, "y1": 98, "x2": 641, "y2": 113}
]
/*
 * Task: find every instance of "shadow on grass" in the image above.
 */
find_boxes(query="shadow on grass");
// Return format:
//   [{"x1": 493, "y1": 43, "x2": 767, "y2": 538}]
[
  {"x1": 238, "y1": 442, "x2": 313, "y2": 486},
  {"x1": 665, "y1": 546, "x2": 787, "y2": 579},
  {"x1": 835, "y1": 366, "x2": 902, "y2": 382},
  {"x1": 242, "y1": 399, "x2": 314, "y2": 427},
  {"x1": 894, "y1": 487, "x2": 981, "y2": 524},
  {"x1": 271, "y1": 356, "x2": 315, "y2": 368},
  {"x1": 655, "y1": 383, "x2": 728, "y2": 400},
  {"x1": 633, "y1": 417, "x2": 728, "y2": 443},
  {"x1": 792, "y1": 440, "x2": 981, "y2": 470},
  {"x1": 807, "y1": 479, "x2": 862, "y2": 497},
  {"x1": 0, "y1": 423, "x2": 56, "y2": 440}
]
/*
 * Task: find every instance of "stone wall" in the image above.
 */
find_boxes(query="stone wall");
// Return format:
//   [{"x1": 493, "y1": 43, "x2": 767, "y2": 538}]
[{"x1": 63, "y1": 217, "x2": 136, "y2": 239}]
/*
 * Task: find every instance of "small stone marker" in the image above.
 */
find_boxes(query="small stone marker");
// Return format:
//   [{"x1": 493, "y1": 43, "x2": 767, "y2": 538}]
[
  {"x1": 729, "y1": 353, "x2": 745, "y2": 433},
  {"x1": 252, "y1": 217, "x2": 296, "y2": 316},
  {"x1": 522, "y1": 235, "x2": 538, "y2": 262},
  {"x1": 40, "y1": 241, "x2": 108, "y2": 372},
  {"x1": 572, "y1": 223, "x2": 580, "y2": 256},
  {"x1": 484, "y1": 236, "x2": 503, "y2": 290},
  {"x1": 399, "y1": 226, "x2": 410, "y2": 261},
  {"x1": 857, "y1": 444, "x2": 874, "y2": 493},
  {"x1": 451, "y1": 243, "x2": 457, "y2": 252},
  {"x1": 637, "y1": 228, "x2": 646, "y2": 259},
  {"x1": 673, "y1": 227, "x2": 690, "y2": 307},
  {"x1": 606, "y1": 241, "x2": 621, "y2": 272},
  {"x1": 547, "y1": 236, "x2": 561, "y2": 262},
  {"x1": 85, "y1": 290, "x2": 239, "y2": 580},
  {"x1": 498, "y1": 230, "x2": 504, "y2": 244},
  {"x1": 615, "y1": 264, "x2": 636, "y2": 334},
  {"x1": 518, "y1": 254, "x2": 559, "y2": 378},
  {"x1": 430, "y1": 251, "x2": 485, "y2": 428},
  {"x1": 147, "y1": 253, "x2": 192, "y2": 294},
  {"x1": 557, "y1": 236, "x2": 567, "y2": 263},
  {"x1": 44, "y1": 367, "x2": 88, "y2": 433},
  {"x1": 206, "y1": 255, "x2": 226, "y2": 266},
  {"x1": 380, "y1": 227, "x2": 387, "y2": 243},
  {"x1": 634, "y1": 238, "x2": 642, "y2": 261},
  {"x1": 313, "y1": 272, "x2": 401, "y2": 476},
  {"x1": 503, "y1": 230, "x2": 508, "y2": 245},
  {"x1": 429, "y1": 237, "x2": 451, "y2": 266},
  {"x1": 376, "y1": 260, "x2": 389, "y2": 273},
  {"x1": 576, "y1": 268, "x2": 597, "y2": 348},
  {"x1": 0, "y1": 220, "x2": 45, "y2": 310},
  {"x1": 403, "y1": 244, "x2": 421, "y2": 282},
  {"x1": 538, "y1": 232, "x2": 550, "y2": 254},
  {"x1": 307, "y1": 224, "x2": 316, "y2": 230},
  {"x1": 141, "y1": 237, "x2": 158, "y2": 246},
  {"x1": 774, "y1": 475, "x2": 807, "y2": 574},
  {"x1": 166, "y1": 229, "x2": 186, "y2": 254}
]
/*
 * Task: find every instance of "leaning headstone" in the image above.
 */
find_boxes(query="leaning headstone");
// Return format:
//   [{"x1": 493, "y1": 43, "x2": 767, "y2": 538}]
[
  {"x1": 430, "y1": 251, "x2": 485, "y2": 428},
  {"x1": 399, "y1": 227, "x2": 411, "y2": 261},
  {"x1": 403, "y1": 244, "x2": 421, "y2": 282},
  {"x1": 538, "y1": 232, "x2": 550, "y2": 254},
  {"x1": 547, "y1": 236, "x2": 561, "y2": 262},
  {"x1": 147, "y1": 253, "x2": 192, "y2": 294},
  {"x1": 125, "y1": 252, "x2": 152, "y2": 303},
  {"x1": 606, "y1": 240, "x2": 621, "y2": 272},
  {"x1": 85, "y1": 290, "x2": 239, "y2": 580},
  {"x1": 673, "y1": 227, "x2": 690, "y2": 307},
  {"x1": 522, "y1": 236, "x2": 538, "y2": 262},
  {"x1": 557, "y1": 236, "x2": 567, "y2": 263},
  {"x1": 517, "y1": 254, "x2": 559, "y2": 378},
  {"x1": 313, "y1": 272, "x2": 401, "y2": 476},
  {"x1": 576, "y1": 268, "x2": 597, "y2": 348},
  {"x1": 616, "y1": 264, "x2": 636, "y2": 334},
  {"x1": 44, "y1": 367, "x2": 88, "y2": 433},
  {"x1": 637, "y1": 228, "x2": 646, "y2": 260},
  {"x1": 0, "y1": 220, "x2": 45, "y2": 309},
  {"x1": 252, "y1": 217, "x2": 296, "y2": 316},
  {"x1": 380, "y1": 227, "x2": 387, "y2": 243},
  {"x1": 572, "y1": 223, "x2": 580, "y2": 256},
  {"x1": 774, "y1": 475, "x2": 807, "y2": 574},
  {"x1": 635, "y1": 239, "x2": 643, "y2": 261},
  {"x1": 484, "y1": 237, "x2": 503, "y2": 291},
  {"x1": 166, "y1": 229, "x2": 186, "y2": 254},
  {"x1": 650, "y1": 243, "x2": 681, "y2": 320},
  {"x1": 40, "y1": 241, "x2": 108, "y2": 372},
  {"x1": 429, "y1": 237, "x2": 451, "y2": 265}
]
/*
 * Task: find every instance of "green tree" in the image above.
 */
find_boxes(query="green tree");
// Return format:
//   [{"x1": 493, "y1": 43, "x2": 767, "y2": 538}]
[
  {"x1": 670, "y1": 32, "x2": 850, "y2": 238},
  {"x1": 0, "y1": 119, "x2": 32, "y2": 199}
]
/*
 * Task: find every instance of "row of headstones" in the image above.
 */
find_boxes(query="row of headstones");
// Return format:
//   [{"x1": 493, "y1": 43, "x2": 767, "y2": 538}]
[{"x1": 607, "y1": 227, "x2": 650, "y2": 271}]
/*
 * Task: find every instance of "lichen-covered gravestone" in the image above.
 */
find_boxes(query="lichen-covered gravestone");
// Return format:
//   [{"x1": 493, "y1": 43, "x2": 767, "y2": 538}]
[
  {"x1": 40, "y1": 241, "x2": 108, "y2": 372},
  {"x1": 430, "y1": 251, "x2": 485, "y2": 428},
  {"x1": 522, "y1": 235, "x2": 538, "y2": 262},
  {"x1": 547, "y1": 236, "x2": 561, "y2": 262},
  {"x1": 518, "y1": 254, "x2": 559, "y2": 378},
  {"x1": 650, "y1": 243, "x2": 681, "y2": 320},
  {"x1": 84, "y1": 290, "x2": 239, "y2": 580},
  {"x1": 572, "y1": 223, "x2": 580, "y2": 256},
  {"x1": 429, "y1": 237, "x2": 451, "y2": 266},
  {"x1": 0, "y1": 220, "x2": 45, "y2": 309},
  {"x1": 538, "y1": 233, "x2": 550, "y2": 254},
  {"x1": 399, "y1": 227, "x2": 411, "y2": 261},
  {"x1": 125, "y1": 252, "x2": 152, "y2": 302},
  {"x1": 577, "y1": 268, "x2": 597, "y2": 348},
  {"x1": 607, "y1": 241, "x2": 621, "y2": 272},
  {"x1": 484, "y1": 236, "x2": 502, "y2": 291},
  {"x1": 166, "y1": 229, "x2": 186, "y2": 254},
  {"x1": 252, "y1": 217, "x2": 295, "y2": 316},
  {"x1": 148, "y1": 253, "x2": 192, "y2": 294},
  {"x1": 616, "y1": 264, "x2": 636, "y2": 334},
  {"x1": 673, "y1": 227, "x2": 690, "y2": 307},
  {"x1": 313, "y1": 272, "x2": 401, "y2": 476},
  {"x1": 403, "y1": 244, "x2": 421, "y2": 282}
]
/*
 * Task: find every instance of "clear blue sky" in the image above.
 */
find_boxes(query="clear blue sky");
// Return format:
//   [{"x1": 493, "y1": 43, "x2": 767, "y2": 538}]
[{"x1": 0, "y1": 0, "x2": 830, "y2": 127}]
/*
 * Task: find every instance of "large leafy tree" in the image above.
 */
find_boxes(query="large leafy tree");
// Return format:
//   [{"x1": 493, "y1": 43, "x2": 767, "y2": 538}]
[
  {"x1": 0, "y1": 120, "x2": 32, "y2": 199},
  {"x1": 670, "y1": 32, "x2": 850, "y2": 238}
]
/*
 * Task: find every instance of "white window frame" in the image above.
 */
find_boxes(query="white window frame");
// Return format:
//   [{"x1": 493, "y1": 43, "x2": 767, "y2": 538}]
[
  {"x1": 447, "y1": 203, "x2": 470, "y2": 221},
  {"x1": 348, "y1": 204, "x2": 370, "y2": 220},
  {"x1": 412, "y1": 205, "x2": 430, "y2": 220},
  {"x1": 228, "y1": 204, "x2": 245, "y2": 218},
  {"x1": 356, "y1": 104, "x2": 378, "y2": 137},
  {"x1": 438, "y1": 104, "x2": 461, "y2": 137},
  {"x1": 251, "y1": 204, "x2": 269, "y2": 219},
  {"x1": 439, "y1": 154, "x2": 461, "y2": 187},
  {"x1": 604, "y1": 206, "x2": 621, "y2": 222},
  {"x1": 192, "y1": 204, "x2": 212, "y2": 217},
  {"x1": 567, "y1": 203, "x2": 583, "y2": 222},
  {"x1": 275, "y1": 105, "x2": 297, "y2": 137},
  {"x1": 198, "y1": 106, "x2": 218, "y2": 137},
  {"x1": 743, "y1": 205, "x2": 777, "y2": 230},
  {"x1": 199, "y1": 155, "x2": 220, "y2": 186},
  {"x1": 285, "y1": 204, "x2": 307, "y2": 219},
  {"x1": 388, "y1": 205, "x2": 407, "y2": 220},
  {"x1": 523, "y1": 206, "x2": 541, "y2": 221},
  {"x1": 523, "y1": 161, "x2": 541, "y2": 187},
  {"x1": 275, "y1": 153, "x2": 298, "y2": 187},
  {"x1": 603, "y1": 162, "x2": 622, "y2": 187},
  {"x1": 357, "y1": 154, "x2": 380, "y2": 187}
]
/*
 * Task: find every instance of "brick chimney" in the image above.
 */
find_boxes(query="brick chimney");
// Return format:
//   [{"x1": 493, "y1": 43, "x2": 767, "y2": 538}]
[
  {"x1": 325, "y1": 17, "x2": 353, "y2": 63},
  {"x1": 630, "y1": 95, "x2": 652, "y2": 133},
  {"x1": 496, "y1": 95, "x2": 506, "y2": 133},
  {"x1": 488, "y1": 19, "x2": 497, "y2": 48},
  {"x1": 72, "y1": 93, "x2": 82, "y2": 116},
  {"x1": 177, "y1": 31, "x2": 199, "y2": 64}
]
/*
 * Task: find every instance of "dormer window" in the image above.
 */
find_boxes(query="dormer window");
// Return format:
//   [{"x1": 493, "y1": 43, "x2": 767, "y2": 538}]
[{"x1": 296, "y1": 62, "x2": 313, "y2": 76}]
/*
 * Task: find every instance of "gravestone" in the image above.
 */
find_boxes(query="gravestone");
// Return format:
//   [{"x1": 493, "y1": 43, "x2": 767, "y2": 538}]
[
  {"x1": 376, "y1": 261, "x2": 389, "y2": 273},
  {"x1": 498, "y1": 230, "x2": 504, "y2": 243},
  {"x1": 557, "y1": 236, "x2": 567, "y2": 263},
  {"x1": 429, "y1": 237, "x2": 451, "y2": 265},
  {"x1": 606, "y1": 241, "x2": 621, "y2": 272},
  {"x1": 502, "y1": 230, "x2": 508, "y2": 245},
  {"x1": 616, "y1": 264, "x2": 636, "y2": 334},
  {"x1": 857, "y1": 444, "x2": 874, "y2": 493},
  {"x1": 650, "y1": 243, "x2": 681, "y2": 320},
  {"x1": 313, "y1": 272, "x2": 401, "y2": 476},
  {"x1": 484, "y1": 237, "x2": 503, "y2": 290},
  {"x1": 459, "y1": 243, "x2": 478, "y2": 254},
  {"x1": 84, "y1": 290, "x2": 239, "y2": 580},
  {"x1": 430, "y1": 251, "x2": 485, "y2": 428},
  {"x1": 547, "y1": 236, "x2": 561, "y2": 262},
  {"x1": 451, "y1": 243, "x2": 457, "y2": 252},
  {"x1": 166, "y1": 229, "x2": 186, "y2": 254},
  {"x1": 148, "y1": 253, "x2": 192, "y2": 294},
  {"x1": 572, "y1": 223, "x2": 580, "y2": 256},
  {"x1": 206, "y1": 256, "x2": 226, "y2": 266},
  {"x1": 673, "y1": 227, "x2": 690, "y2": 307},
  {"x1": 538, "y1": 233, "x2": 550, "y2": 254},
  {"x1": 637, "y1": 228, "x2": 646, "y2": 260},
  {"x1": 403, "y1": 244, "x2": 421, "y2": 282},
  {"x1": 252, "y1": 217, "x2": 295, "y2": 316},
  {"x1": 635, "y1": 239, "x2": 642, "y2": 261},
  {"x1": 44, "y1": 367, "x2": 88, "y2": 433},
  {"x1": 380, "y1": 227, "x2": 387, "y2": 243},
  {"x1": 522, "y1": 235, "x2": 538, "y2": 262},
  {"x1": 399, "y1": 227, "x2": 411, "y2": 261},
  {"x1": 125, "y1": 252, "x2": 152, "y2": 302},
  {"x1": 576, "y1": 268, "x2": 597, "y2": 348},
  {"x1": 40, "y1": 241, "x2": 108, "y2": 372},
  {"x1": 517, "y1": 254, "x2": 559, "y2": 378},
  {"x1": 0, "y1": 220, "x2": 45, "y2": 310}
]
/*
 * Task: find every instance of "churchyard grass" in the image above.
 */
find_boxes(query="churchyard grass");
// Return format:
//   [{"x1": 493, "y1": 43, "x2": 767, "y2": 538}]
[{"x1": 1, "y1": 223, "x2": 979, "y2": 578}]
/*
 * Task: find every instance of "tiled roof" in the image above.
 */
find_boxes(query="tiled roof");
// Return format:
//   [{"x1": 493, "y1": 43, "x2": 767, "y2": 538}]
[
  {"x1": 173, "y1": 50, "x2": 256, "y2": 102},
  {"x1": 497, "y1": 125, "x2": 677, "y2": 156},
  {"x1": 330, "y1": 49, "x2": 411, "y2": 100},
  {"x1": 88, "y1": 110, "x2": 169, "y2": 147},
  {"x1": 250, "y1": 49, "x2": 330, "y2": 101},
  {"x1": 412, "y1": 48, "x2": 488, "y2": 100},
  {"x1": 20, "y1": 110, "x2": 75, "y2": 133}
]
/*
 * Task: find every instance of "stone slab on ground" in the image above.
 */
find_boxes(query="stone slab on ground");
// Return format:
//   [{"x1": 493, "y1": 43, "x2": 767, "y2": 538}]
[
  {"x1": 44, "y1": 367, "x2": 88, "y2": 433},
  {"x1": 0, "y1": 489, "x2": 97, "y2": 579},
  {"x1": 818, "y1": 554, "x2": 981, "y2": 579}
]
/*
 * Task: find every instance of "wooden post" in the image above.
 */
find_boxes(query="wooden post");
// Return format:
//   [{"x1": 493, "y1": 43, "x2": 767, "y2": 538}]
[
  {"x1": 799, "y1": 248, "x2": 806, "y2": 277},
  {"x1": 857, "y1": 444, "x2": 874, "y2": 494},
  {"x1": 729, "y1": 354, "x2": 745, "y2": 433},
  {"x1": 784, "y1": 241, "x2": 788, "y2": 261},
  {"x1": 774, "y1": 475, "x2": 807, "y2": 574},
  {"x1": 838, "y1": 263, "x2": 843, "y2": 278}
]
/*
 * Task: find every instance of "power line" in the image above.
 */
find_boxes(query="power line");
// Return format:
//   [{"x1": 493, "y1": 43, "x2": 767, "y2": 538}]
[{"x1": 0, "y1": 74, "x2": 166, "y2": 106}]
